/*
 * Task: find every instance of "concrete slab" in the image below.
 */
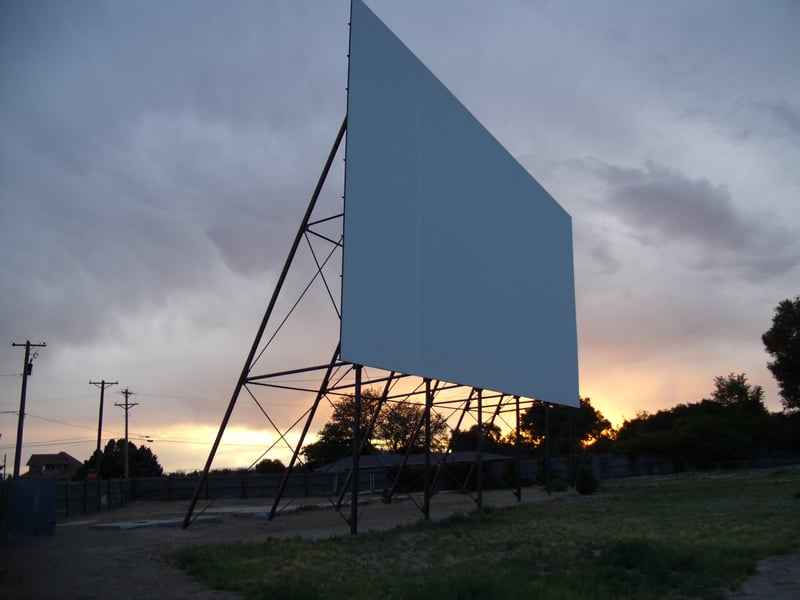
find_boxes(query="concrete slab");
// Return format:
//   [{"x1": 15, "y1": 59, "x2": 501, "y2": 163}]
[{"x1": 91, "y1": 515, "x2": 222, "y2": 530}]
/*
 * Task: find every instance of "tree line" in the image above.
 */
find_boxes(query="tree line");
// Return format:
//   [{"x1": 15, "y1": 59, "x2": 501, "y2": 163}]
[
  {"x1": 612, "y1": 294, "x2": 800, "y2": 468},
  {"x1": 300, "y1": 295, "x2": 800, "y2": 471},
  {"x1": 75, "y1": 438, "x2": 164, "y2": 480},
  {"x1": 74, "y1": 295, "x2": 799, "y2": 478}
]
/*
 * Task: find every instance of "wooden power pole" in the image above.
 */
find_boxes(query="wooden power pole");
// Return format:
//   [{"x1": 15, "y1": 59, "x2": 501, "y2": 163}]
[
  {"x1": 115, "y1": 388, "x2": 137, "y2": 479},
  {"x1": 90, "y1": 379, "x2": 117, "y2": 508},
  {"x1": 11, "y1": 340, "x2": 46, "y2": 478}
]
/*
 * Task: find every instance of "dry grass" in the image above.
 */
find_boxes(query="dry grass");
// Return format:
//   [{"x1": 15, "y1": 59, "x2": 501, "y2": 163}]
[{"x1": 168, "y1": 468, "x2": 800, "y2": 599}]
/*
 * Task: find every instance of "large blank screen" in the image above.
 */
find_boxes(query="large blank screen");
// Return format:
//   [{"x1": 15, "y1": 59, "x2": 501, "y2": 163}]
[{"x1": 341, "y1": 0, "x2": 579, "y2": 407}]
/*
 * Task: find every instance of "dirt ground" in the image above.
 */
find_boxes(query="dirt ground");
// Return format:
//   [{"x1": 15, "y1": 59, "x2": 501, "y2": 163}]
[{"x1": 0, "y1": 488, "x2": 798, "y2": 599}]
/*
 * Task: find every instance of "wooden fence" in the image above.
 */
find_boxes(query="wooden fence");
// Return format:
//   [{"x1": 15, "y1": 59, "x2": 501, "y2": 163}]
[{"x1": 53, "y1": 454, "x2": 800, "y2": 520}]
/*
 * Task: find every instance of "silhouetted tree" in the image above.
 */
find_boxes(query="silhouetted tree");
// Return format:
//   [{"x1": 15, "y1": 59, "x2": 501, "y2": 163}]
[
  {"x1": 301, "y1": 389, "x2": 449, "y2": 468},
  {"x1": 301, "y1": 391, "x2": 380, "y2": 469},
  {"x1": 706, "y1": 373, "x2": 766, "y2": 413},
  {"x1": 75, "y1": 439, "x2": 163, "y2": 479},
  {"x1": 763, "y1": 295, "x2": 800, "y2": 411},
  {"x1": 254, "y1": 458, "x2": 285, "y2": 473},
  {"x1": 521, "y1": 397, "x2": 613, "y2": 455},
  {"x1": 450, "y1": 423, "x2": 507, "y2": 452},
  {"x1": 614, "y1": 374, "x2": 784, "y2": 468},
  {"x1": 374, "y1": 400, "x2": 449, "y2": 454}
]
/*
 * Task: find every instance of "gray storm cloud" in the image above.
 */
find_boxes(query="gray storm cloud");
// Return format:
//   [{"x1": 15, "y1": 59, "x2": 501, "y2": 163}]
[{"x1": 1, "y1": 1, "x2": 798, "y2": 472}]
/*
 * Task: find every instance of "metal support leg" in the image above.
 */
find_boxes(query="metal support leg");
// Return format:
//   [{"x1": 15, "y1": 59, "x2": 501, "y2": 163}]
[
  {"x1": 433, "y1": 388, "x2": 474, "y2": 492},
  {"x1": 336, "y1": 372, "x2": 395, "y2": 509},
  {"x1": 545, "y1": 402, "x2": 551, "y2": 495},
  {"x1": 269, "y1": 344, "x2": 342, "y2": 520},
  {"x1": 476, "y1": 388, "x2": 483, "y2": 509},
  {"x1": 423, "y1": 378, "x2": 432, "y2": 520},
  {"x1": 350, "y1": 365, "x2": 362, "y2": 534},
  {"x1": 514, "y1": 395, "x2": 521, "y2": 501}
]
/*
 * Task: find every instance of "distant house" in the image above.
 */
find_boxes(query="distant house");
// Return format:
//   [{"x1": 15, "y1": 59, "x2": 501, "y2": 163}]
[{"x1": 24, "y1": 452, "x2": 83, "y2": 480}]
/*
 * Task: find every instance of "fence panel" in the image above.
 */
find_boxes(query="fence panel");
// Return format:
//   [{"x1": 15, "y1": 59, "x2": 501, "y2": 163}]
[{"x1": 50, "y1": 455, "x2": 799, "y2": 521}]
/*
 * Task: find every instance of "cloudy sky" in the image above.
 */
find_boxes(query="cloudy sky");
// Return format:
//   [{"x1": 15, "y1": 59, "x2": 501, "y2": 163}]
[{"x1": 2, "y1": 0, "x2": 798, "y2": 474}]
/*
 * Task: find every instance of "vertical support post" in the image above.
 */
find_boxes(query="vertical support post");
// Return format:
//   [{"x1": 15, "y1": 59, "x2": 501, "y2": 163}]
[
  {"x1": 381, "y1": 404, "x2": 427, "y2": 504},
  {"x1": 432, "y1": 387, "x2": 474, "y2": 493},
  {"x1": 514, "y1": 395, "x2": 521, "y2": 502},
  {"x1": 124, "y1": 408, "x2": 129, "y2": 479},
  {"x1": 423, "y1": 378, "x2": 432, "y2": 520},
  {"x1": 90, "y1": 379, "x2": 117, "y2": 510},
  {"x1": 11, "y1": 340, "x2": 45, "y2": 478},
  {"x1": 115, "y1": 388, "x2": 137, "y2": 479},
  {"x1": 336, "y1": 372, "x2": 396, "y2": 509},
  {"x1": 64, "y1": 481, "x2": 70, "y2": 517},
  {"x1": 569, "y1": 407, "x2": 575, "y2": 488},
  {"x1": 96, "y1": 384, "x2": 105, "y2": 453},
  {"x1": 97, "y1": 385, "x2": 104, "y2": 495},
  {"x1": 476, "y1": 388, "x2": 483, "y2": 510},
  {"x1": 545, "y1": 402, "x2": 551, "y2": 495},
  {"x1": 350, "y1": 364, "x2": 362, "y2": 535},
  {"x1": 12, "y1": 341, "x2": 31, "y2": 479},
  {"x1": 268, "y1": 344, "x2": 341, "y2": 521}
]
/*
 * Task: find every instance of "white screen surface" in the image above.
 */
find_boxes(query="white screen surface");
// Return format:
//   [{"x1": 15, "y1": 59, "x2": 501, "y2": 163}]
[{"x1": 341, "y1": 0, "x2": 579, "y2": 407}]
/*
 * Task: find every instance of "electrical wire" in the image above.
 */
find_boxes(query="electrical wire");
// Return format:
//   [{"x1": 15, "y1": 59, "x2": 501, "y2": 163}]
[
  {"x1": 0, "y1": 437, "x2": 95, "y2": 450},
  {"x1": 24, "y1": 412, "x2": 97, "y2": 431}
]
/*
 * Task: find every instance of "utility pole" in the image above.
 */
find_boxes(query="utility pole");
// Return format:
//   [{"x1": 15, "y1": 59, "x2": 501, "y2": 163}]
[
  {"x1": 90, "y1": 379, "x2": 117, "y2": 509},
  {"x1": 115, "y1": 388, "x2": 137, "y2": 479},
  {"x1": 11, "y1": 340, "x2": 46, "y2": 479}
]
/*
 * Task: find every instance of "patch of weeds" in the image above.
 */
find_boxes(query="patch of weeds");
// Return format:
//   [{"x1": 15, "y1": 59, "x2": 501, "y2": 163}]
[
  {"x1": 575, "y1": 464, "x2": 599, "y2": 495},
  {"x1": 169, "y1": 471, "x2": 800, "y2": 600},
  {"x1": 767, "y1": 468, "x2": 797, "y2": 477}
]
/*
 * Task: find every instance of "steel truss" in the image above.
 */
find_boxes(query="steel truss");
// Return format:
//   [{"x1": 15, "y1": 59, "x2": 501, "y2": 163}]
[{"x1": 182, "y1": 117, "x2": 557, "y2": 532}]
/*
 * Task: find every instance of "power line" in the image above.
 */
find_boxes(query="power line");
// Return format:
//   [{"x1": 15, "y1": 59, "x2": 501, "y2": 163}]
[
  {"x1": 2, "y1": 412, "x2": 132, "y2": 448},
  {"x1": 0, "y1": 438, "x2": 95, "y2": 450},
  {"x1": 135, "y1": 392, "x2": 217, "y2": 403},
  {"x1": 23, "y1": 412, "x2": 97, "y2": 431},
  {"x1": 140, "y1": 437, "x2": 260, "y2": 447},
  {"x1": 0, "y1": 434, "x2": 269, "y2": 450},
  {"x1": 2, "y1": 411, "x2": 126, "y2": 435}
]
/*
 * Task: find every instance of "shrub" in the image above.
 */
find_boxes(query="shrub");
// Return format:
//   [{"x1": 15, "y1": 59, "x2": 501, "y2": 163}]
[{"x1": 575, "y1": 464, "x2": 599, "y2": 495}]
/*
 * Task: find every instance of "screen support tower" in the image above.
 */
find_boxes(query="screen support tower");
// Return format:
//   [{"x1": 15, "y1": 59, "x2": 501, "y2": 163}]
[
  {"x1": 180, "y1": 116, "x2": 535, "y2": 531},
  {"x1": 183, "y1": 0, "x2": 578, "y2": 531}
]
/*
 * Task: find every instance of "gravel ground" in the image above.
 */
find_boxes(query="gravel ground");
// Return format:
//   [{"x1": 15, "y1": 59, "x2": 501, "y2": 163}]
[
  {"x1": 726, "y1": 552, "x2": 800, "y2": 600},
  {"x1": 1, "y1": 488, "x2": 797, "y2": 599},
  {"x1": 0, "y1": 489, "x2": 547, "y2": 599}
]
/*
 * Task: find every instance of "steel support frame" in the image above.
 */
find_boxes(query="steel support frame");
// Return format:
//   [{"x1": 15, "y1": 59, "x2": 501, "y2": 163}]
[
  {"x1": 182, "y1": 116, "x2": 347, "y2": 529},
  {"x1": 350, "y1": 364, "x2": 362, "y2": 534},
  {"x1": 335, "y1": 372, "x2": 396, "y2": 510},
  {"x1": 181, "y1": 115, "x2": 559, "y2": 533}
]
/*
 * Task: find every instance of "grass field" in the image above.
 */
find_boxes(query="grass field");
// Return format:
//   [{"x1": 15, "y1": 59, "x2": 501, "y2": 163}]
[{"x1": 168, "y1": 469, "x2": 800, "y2": 599}]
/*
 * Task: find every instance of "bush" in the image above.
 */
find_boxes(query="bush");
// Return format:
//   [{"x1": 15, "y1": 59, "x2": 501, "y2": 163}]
[{"x1": 575, "y1": 464, "x2": 598, "y2": 495}]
